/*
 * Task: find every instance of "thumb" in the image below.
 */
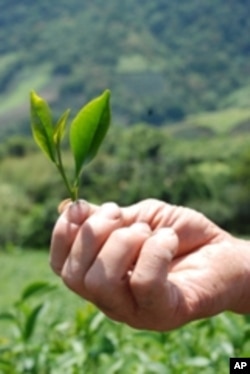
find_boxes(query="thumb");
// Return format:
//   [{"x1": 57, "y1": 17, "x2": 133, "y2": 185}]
[{"x1": 57, "y1": 199, "x2": 98, "y2": 221}]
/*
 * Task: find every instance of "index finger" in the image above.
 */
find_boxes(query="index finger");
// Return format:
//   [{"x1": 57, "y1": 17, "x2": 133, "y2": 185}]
[{"x1": 50, "y1": 200, "x2": 97, "y2": 275}]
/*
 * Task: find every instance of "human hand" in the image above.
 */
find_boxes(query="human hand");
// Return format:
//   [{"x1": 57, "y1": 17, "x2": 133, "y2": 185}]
[{"x1": 50, "y1": 199, "x2": 250, "y2": 331}]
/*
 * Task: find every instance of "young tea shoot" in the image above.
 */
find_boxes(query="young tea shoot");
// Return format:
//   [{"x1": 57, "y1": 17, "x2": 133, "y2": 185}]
[{"x1": 30, "y1": 89, "x2": 111, "y2": 201}]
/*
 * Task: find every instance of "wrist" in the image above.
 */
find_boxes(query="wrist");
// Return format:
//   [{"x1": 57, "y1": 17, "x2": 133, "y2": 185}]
[{"x1": 228, "y1": 238, "x2": 250, "y2": 314}]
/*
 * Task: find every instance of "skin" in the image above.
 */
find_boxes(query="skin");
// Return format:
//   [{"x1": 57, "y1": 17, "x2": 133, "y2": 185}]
[{"x1": 50, "y1": 198, "x2": 250, "y2": 332}]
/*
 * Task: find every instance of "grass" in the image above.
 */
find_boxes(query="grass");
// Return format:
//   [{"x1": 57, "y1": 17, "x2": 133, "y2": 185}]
[
  {"x1": 186, "y1": 108, "x2": 250, "y2": 134},
  {"x1": 0, "y1": 63, "x2": 53, "y2": 116},
  {"x1": 166, "y1": 107, "x2": 250, "y2": 139},
  {"x1": 221, "y1": 84, "x2": 250, "y2": 109},
  {"x1": 0, "y1": 249, "x2": 84, "y2": 317},
  {"x1": 117, "y1": 54, "x2": 165, "y2": 73},
  {"x1": 0, "y1": 53, "x2": 21, "y2": 74}
]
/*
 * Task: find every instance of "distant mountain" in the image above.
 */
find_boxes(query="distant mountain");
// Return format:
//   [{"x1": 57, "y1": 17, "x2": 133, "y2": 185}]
[{"x1": 0, "y1": 0, "x2": 250, "y2": 134}]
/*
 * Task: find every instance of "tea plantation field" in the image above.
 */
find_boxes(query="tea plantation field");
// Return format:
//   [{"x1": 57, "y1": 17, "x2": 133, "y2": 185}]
[{"x1": 0, "y1": 249, "x2": 249, "y2": 373}]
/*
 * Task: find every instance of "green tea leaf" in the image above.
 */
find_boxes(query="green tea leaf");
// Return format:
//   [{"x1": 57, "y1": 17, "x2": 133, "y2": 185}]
[
  {"x1": 30, "y1": 90, "x2": 56, "y2": 162},
  {"x1": 53, "y1": 109, "x2": 70, "y2": 146},
  {"x1": 70, "y1": 89, "x2": 111, "y2": 177},
  {"x1": 23, "y1": 303, "x2": 44, "y2": 341},
  {"x1": 0, "y1": 312, "x2": 16, "y2": 321},
  {"x1": 20, "y1": 281, "x2": 57, "y2": 301}
]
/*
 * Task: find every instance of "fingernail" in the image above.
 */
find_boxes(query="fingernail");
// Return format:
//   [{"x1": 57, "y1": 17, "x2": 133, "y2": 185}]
[
  {"x1": 67, "y1": 200, "x2": 89, "y2": 225},
  {"x1": 57, "y1": 198, "x2": 72, "y2": 214}
]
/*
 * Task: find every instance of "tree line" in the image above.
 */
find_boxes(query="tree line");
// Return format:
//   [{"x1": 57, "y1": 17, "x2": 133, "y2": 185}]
[
  {"x1": 0, "y1": 0, "x2": 250, "y2": 132},
  {"x1": 0, "y1": 125, "x2": 249, "y2": 249}
]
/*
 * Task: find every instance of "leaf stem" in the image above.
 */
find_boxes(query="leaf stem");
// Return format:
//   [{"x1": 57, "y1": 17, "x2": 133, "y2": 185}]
[
  {"x1": 55, "y1": 145, "x2": 77, "y2": 201},
  {"x1": 73, "y1": 176, "x2": 80, "y2": 201}
]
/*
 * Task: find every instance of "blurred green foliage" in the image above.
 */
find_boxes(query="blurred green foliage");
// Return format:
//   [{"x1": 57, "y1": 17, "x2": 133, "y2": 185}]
[
  {"x1": 0, "y1": 276, "x2": 250, "y2": 374},
  {"x1": 0, "y1": 263, "x2": 249, "y2": 373},
  {"x1": 0, "y1": 249, "x2": 250, "y2": 374}
]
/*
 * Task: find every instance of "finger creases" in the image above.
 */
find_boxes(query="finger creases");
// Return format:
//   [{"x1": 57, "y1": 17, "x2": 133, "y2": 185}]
[{"x1": 130, "y1": 228, "x2": 179, "y2": 309}]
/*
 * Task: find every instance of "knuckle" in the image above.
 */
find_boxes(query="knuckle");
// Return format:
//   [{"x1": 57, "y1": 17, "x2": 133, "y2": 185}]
[
  {"x1": 139, "y1": 199, "x2": 169, "y2": 228},
  {"x1": 109, "y1": 226, "x2": 132, "y2": 243},
  {"x1": 130, "y1": 274, "x2": 156, "y2": 297},
  {"x1": 99, "y1": 202, "x2": 122, "y2": 220},
  {"x1": 49, "y1": 260, "x2": 61, "y2": 276},
  {"x1": 100, "y1": 201, "x2": 120, "y2": 211},
  {"x1": 84, "y1": 270, "x2": 118, "y2": 297},
  {"x1": 143, "y1": 198, "x2": 161, "y2": 205},
  {"x1": 61, "y1": 266, "x2": 81, "y2": 291},
  {"x1": 84, "y1": 272, "x2": 120, "y2": 312},
  {"x1": 108, "y1": 225, "x2": 149, "y2": 250},
  {"x1": 142, "y1": 198, "x2": 167, "y2": 216},
  {"x1": 84, "y1": 271, "x2": 103, "y2": 298},
  {"x1": 130, "y1": 272, "x2": 163, "y2": 308}
]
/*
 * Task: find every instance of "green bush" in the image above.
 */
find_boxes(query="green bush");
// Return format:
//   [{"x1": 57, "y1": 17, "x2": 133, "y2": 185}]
[
  {"x1": 0, "y1": 183, "x2": 31, "y2": 246},
  {"x1": 18, "y1": 199, "x2": 58, "y2": 249},
  {"x1": 0, "y1": 280, "x2": 249, "y2": 373},
  {"x1": 0, "y1": 129, "x2": 250, "y2": 249},
  {"x1": 0, "y1": 152, "x2": 66, "y2": 248}
]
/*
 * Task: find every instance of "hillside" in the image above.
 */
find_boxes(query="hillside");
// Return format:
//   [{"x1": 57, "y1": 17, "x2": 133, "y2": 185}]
[{"x1": 0, "y1": 0, "x2": 250, "y2": 135}]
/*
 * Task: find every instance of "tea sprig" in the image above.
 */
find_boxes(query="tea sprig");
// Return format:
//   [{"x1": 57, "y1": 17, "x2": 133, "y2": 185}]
[{"x1": 30, "y1": 89, "x2": 111, "y2": 201}]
